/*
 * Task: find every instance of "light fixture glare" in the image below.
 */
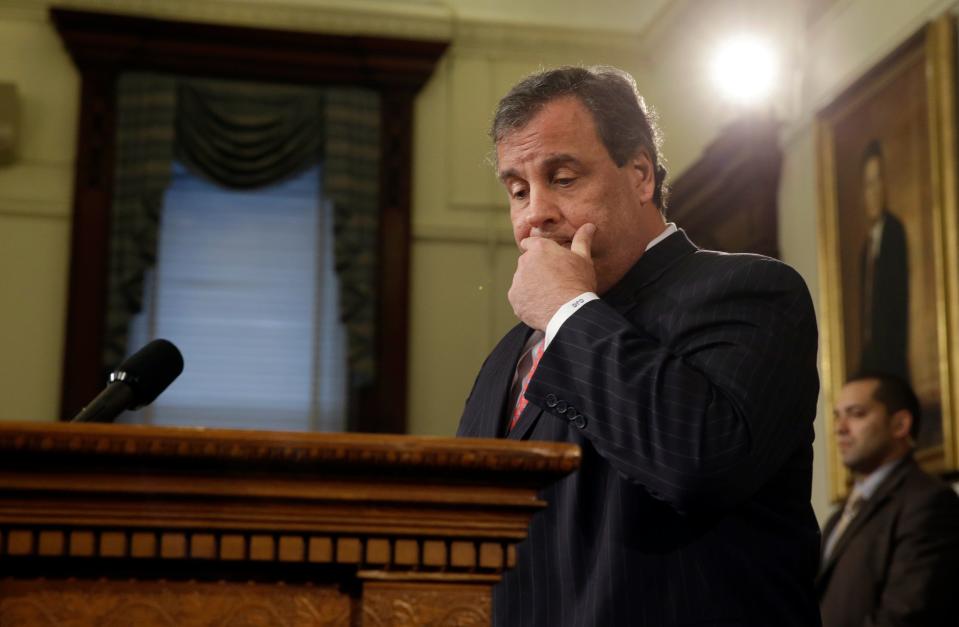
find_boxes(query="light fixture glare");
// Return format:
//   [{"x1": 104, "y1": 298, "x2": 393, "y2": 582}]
[{"x1": 712, "y1": 35, "x2": 777, "y2": 105}]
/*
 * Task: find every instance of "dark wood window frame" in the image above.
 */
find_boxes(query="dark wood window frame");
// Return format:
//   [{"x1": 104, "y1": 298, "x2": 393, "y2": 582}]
[
  {"x1": 667, "y1": 116, "x2": 782, "y2": 258},
  {"x1": 52, "y1": 8, "x2": 447, "y2": 432}
]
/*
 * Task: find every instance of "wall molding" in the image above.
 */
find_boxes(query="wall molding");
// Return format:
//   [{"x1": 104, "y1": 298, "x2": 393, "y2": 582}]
[
  {"x1": 0, "y1": 202, "x2": 70, "y2": 220},
  {"x1": 0, "y1": 0, "x2": 47, "y2": 20},
  {"x1": 413, "y1": 223, "x2": 514, "y2": 246},
  {"x1": 805, "y1": 0, "x2": 955, "y2": 117},
  {"x1": 9, "y1": 0, "x2": 454, "y2": 39},
  {"x1": 4, "y1": 1, "x2": 655, "y2": 54},
  {"x1": 448, "y1": 17, "x2": 648, "y2": 58},
  {"x1": 0, "y1": 161, "x2": 74, "y2": 218}
]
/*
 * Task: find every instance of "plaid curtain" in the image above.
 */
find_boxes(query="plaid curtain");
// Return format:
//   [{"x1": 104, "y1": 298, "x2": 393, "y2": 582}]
[
  {"x1": 104, "y1": 74, "x2": 381, "y2": 394},
  {"x1": 102, "y1": 73, "x2": 176, "y2": 374},
  {"x1": 175, "y1": 79, "x2": 324, "y2": 189},
  {"x1": 323, "y1": 88, "x2": 380, "y2": 389}
]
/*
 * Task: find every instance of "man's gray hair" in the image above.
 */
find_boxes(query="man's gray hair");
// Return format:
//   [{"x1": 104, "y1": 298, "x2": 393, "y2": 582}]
[{"x1": 490, "y1": 65, "x2": 669, "y2": 209}]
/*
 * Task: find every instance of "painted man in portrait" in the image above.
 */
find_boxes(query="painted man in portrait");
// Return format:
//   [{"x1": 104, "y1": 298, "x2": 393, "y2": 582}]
[{"x1": 858, "y1": 140, "x2": 908, "y2": 382}]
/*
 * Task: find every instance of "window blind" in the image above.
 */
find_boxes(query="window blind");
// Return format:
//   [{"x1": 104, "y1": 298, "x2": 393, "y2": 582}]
[{"x1": 121, "y1": 162, "x2": 347, "y2": 432}]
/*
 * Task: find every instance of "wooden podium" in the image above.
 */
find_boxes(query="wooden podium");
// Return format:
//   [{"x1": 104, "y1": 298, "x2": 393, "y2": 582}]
[{"x1": 0, "y1": 422, "x2": 579, "y2": 626}]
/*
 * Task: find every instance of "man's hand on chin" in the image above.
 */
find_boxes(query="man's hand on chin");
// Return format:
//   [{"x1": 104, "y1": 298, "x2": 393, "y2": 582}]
[{"x1": 509, "y1": 223, "x2": 597, "y2": 330}]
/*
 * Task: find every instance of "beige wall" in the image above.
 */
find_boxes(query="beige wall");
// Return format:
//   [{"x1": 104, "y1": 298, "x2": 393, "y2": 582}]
[
  {"x1": 0, "y1": 7, "x2": 77, "y2": 421},
  {"x1": 0, "y1": 0, "x2": 954, "y2": 523}
]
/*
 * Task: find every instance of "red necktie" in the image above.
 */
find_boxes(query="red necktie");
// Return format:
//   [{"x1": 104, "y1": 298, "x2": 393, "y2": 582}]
[{"x1": 510, "y1": 339, "x2": 545, "y2": 431}]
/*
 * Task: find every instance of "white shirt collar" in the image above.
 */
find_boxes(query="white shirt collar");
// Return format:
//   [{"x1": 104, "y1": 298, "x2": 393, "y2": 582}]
[
  {"x1": 645, "y1": 222, "x2": 677, "y2": 251},
  {"x1": 854, "y1": 456, "x2": 907, "y2": 500},
  {"x1": 868, "y1": 216, "x2": 885, "y2": 259}
]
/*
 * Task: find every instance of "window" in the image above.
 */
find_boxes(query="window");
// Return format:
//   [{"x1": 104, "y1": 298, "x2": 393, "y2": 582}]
[{"x1": 119, "y1": 162, "x2": 347, "y2": 431}]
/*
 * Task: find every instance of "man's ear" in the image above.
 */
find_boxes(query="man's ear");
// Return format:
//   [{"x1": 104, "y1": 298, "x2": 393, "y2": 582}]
[
  {"x1": 890, "y1": 409, "x2": 913, "y2": 441},
  {"x1": 628, "y1": 149, "x2": 655, "y2": 205}
]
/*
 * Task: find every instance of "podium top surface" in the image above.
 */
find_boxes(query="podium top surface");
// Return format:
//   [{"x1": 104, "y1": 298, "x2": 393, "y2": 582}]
[{"x1": 0, "y1": 421, "x2": 580, "y2": 484}]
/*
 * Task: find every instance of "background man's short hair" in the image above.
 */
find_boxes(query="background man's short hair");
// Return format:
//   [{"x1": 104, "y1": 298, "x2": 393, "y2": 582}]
[
  {"x1": 848, "y1": 371, "x2": 922, "y2": 440},
  {"x1": 490, "y1": 65, "x2": 670, "y2": 210}
]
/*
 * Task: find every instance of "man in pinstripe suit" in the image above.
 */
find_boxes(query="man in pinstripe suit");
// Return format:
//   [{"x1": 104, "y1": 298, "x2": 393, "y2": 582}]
[{"x1": 457, "y1": 66, "x2": 822, "y2": 626}]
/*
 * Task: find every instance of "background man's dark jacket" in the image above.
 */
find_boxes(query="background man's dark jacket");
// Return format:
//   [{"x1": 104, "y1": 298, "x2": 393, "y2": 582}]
[
  {"x1": 818, "y1": 456, "x2": 959, "y2": 627},
  {"x1": 458, "y1": 231, "x2": 822, "y2": 627}
]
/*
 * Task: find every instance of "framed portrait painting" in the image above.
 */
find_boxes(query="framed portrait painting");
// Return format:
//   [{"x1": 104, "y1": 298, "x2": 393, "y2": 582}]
[{"x1": 817, "y1": 15, "x2": 959, "y2": 500}]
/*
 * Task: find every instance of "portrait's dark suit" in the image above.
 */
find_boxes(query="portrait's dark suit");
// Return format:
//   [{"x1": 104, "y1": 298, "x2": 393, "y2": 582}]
[
  {"x1": 859, "y1": 210, "x2": 908, "y2": 381},
  {"x1": 458, "y1": 230, "x2": 822, "y2": 627},
  {"x1": 818, "y1": 457, "x2": 959, "y2": 627}
]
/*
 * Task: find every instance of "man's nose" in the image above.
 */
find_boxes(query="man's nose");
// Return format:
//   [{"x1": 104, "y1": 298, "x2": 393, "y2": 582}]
[
  {"x1": 525, "y1": 187, "x2": 561, "y2": 231},
  {"x1": 835, "y1": 415, "x2": 848, "y2": 434}
]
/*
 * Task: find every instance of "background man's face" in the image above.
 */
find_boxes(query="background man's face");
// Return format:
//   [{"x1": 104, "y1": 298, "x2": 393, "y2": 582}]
[
  {"x1": 495, "y1": 97, "x2": 650, "y2": 293},
  {"x1": 834, "y1": 379, "x2": 901, "y2": 475},
  {"x1": 862, "y1": 155, "x2": 885, "y2": 223}
]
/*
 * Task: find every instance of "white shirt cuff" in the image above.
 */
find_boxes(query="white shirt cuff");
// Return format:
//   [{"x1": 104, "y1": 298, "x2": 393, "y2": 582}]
[{"x1": 544, "y1": 292, "x2": 599, "y2": 349}]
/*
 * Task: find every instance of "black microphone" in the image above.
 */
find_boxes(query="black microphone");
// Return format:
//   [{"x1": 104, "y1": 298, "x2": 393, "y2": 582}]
[{"x1": 71, "y1": 339, "x2": 184, "y2": 423}]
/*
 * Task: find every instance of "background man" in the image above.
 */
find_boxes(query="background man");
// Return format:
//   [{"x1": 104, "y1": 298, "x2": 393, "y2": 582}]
[
  {"x1": 457, "y1": 66, "x2": 822, "y2": 626},
  {"x1": 819, "y1": 373, "x2": 959, "y2": 627},
  {"x1": 858, "y1": 140, "x2": 908, "y2": 382}
]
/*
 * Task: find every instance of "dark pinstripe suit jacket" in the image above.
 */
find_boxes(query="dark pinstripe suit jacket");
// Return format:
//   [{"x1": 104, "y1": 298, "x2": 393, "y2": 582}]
[{"x1": 458, "y1": 230, "x2": 822, "y2": 627}]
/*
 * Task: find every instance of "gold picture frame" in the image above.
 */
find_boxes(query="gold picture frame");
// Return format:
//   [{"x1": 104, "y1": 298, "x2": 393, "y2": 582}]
[{"x1": 817, "y1": 14, "x2": 959, "y2": 501}]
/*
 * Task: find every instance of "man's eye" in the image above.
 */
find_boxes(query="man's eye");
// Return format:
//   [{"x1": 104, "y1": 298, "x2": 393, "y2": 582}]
[
  {"x1": 554, "y1": 177, "x2": 575, "y2": 187},
  {"x1": 510, "y1": 188, "x2": 528, "y2": 200}
]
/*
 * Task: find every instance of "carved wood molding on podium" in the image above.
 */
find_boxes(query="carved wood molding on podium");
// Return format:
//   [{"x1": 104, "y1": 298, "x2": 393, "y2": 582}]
[
  {"x1": 0, "y1": 580, "x2": 353, "y2": 627},
  {"x1": 0, "y1": 422, "x2": 579, "y2": 626}
]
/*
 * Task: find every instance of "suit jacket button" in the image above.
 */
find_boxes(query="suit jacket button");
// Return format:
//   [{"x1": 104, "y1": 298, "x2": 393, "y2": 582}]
[
  {"x1": 556, "y1": 400, "x2": 568, "y2": 413},
  {"x1": 545, "y1": 393, "x2": 558, "y2": 408},
  {"x1": 572, "y1": 414, "x2": 587, "y2": 429}
]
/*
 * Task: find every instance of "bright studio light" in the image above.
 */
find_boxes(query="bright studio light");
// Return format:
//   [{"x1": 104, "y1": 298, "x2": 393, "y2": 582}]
[{"x1": 711, "y1": 35, "x2": 777, "y2": 105}]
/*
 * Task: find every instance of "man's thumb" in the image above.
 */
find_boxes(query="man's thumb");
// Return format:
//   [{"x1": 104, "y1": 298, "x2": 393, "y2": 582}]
[{"x1": 571, "y1": 223, "x2": 596, "y2": 259}]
